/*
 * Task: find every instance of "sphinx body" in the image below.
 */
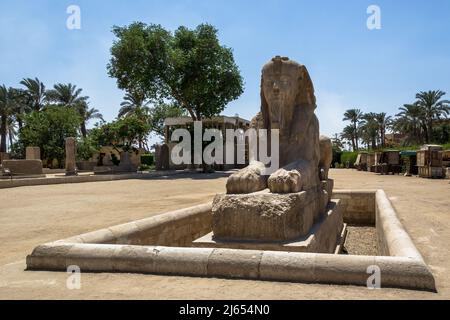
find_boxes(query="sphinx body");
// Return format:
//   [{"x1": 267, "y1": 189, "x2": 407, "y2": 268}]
[{"x1": 226, "y1": 56, "x2": 332, "y2": 194}]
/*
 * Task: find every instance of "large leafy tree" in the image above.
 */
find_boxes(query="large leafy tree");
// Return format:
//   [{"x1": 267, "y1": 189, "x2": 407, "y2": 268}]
[
  {"x1": 150, "y1": 103, "x2": 186, "y2": 137},
  {"x1": 108, "y1": 22, "x2": 244, "y2": 121},
  {"x1": 13, "y1": 106, "x2": 81, "y2": 166}
]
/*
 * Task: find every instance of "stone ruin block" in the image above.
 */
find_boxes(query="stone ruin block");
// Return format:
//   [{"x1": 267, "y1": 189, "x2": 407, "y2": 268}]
[
  {"x1": 1, "y1": 160, "x2": 43, "y2": 175},
  {"x1": 26, "y1": 147, "x2": 41, "y2": 160},
  {"x1": 212, "y1": 190, "x2": 325, "y2": 242}
]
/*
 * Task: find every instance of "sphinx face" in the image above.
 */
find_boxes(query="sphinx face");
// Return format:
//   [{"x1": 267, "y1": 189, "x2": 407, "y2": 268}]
[{"x1": 262, "y1": 62, "x2": 299, "y2": 130}]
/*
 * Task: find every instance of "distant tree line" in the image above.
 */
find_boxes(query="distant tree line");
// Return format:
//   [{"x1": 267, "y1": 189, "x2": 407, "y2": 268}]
[{"x1": 334, "y1": 90, "x2": 450, "y2": 151}]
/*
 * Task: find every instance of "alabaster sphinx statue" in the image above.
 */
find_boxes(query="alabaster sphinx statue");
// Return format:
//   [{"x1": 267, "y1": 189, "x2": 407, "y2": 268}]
[
  {"x1": 226, "y1": 56, "x2": 332, "y2": 194},
  {"x1": 194, "y1": 56, "x2": 343, "y2": 253}
]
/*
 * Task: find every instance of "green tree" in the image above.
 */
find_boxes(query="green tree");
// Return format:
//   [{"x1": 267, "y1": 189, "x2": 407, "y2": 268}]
[
  {"x1": 150, "y1": 103, "x2": 186, "y2": 137},
  {"x1": 108, "y1": 22, "x2": 244, "y2": 121},
  {"x1": 343, "y1": 108, "x2": 363, "y2": 150},
  {"x1": 14, "y1": 106, "x2": 81, "y2": 166},
  {"x1": 20, "y1": 77, "x2": 47, "y2": 111},
  {"x1": 118, "y1": 90, "x2": 150, "y2": 118},
  {"x1": 374, "y1": 112, "x2": 392, "y2": 148},
  {"x1": 77, "y1": 102, "x2": 104, "y2": 138},
  {"x1": 360, "y1": 113, "x2": 379, "y2": 150},
  {"x1": 46, "y1": 83, "x2": 88, "y2": 108},
  {"x1": 10, "y1": 88, "x2": 31, "y2": 130},
  {"x1": 0, "y1": 85, "x2": 16, "y2": 152},
  {"x1": 340, "y1": 124, "x2": 357, "y2": 151},
  {"x1": 414, "y1": 90, "x2": 450, "y2": 143},
  {"x1": 90, "y1": 115, "x2": 151, "y2": 152},
  {"x1": 394, "y1": 104, "x2": 425, "y2": 145},
  {"x1": 76, "y1": 135, "x2": 99, "y2": 161}
]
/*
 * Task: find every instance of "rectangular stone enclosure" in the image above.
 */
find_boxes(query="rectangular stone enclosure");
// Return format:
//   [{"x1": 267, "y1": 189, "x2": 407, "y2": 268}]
[{"x1": 26, "y1": 189, "x2": 436, "y2": 291}]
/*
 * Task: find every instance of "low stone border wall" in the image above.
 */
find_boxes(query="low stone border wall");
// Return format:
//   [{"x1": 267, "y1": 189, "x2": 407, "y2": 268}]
[
  {"x1": 26, "y1": 189, "x2": 436, "y2": 291},
  {"x1": 55, "y1": 203, "x2": 212, "y2": 247},
  {"x1": 27, "y1": 244, "x2": 433, "y2": 290},
  {"x1": 0, "y1": 170, "x2": 183, "y2": 189},
  {"x1": 332, "y1": 190, "x2": 376, "y2": 225}
]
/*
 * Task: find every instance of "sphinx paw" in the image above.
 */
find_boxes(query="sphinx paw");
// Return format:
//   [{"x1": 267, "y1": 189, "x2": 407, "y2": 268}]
[{"x1": 268, "y1": 169, "x2": 303, "y2": 193}]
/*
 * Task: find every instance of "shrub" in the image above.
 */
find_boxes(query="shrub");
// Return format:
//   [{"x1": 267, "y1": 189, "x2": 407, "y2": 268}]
[
  {"x1": 138, "y1": 164, "x2": 153, "y2": 171},
  {"x1": 340, "y1": 151, "x2": 358, "y2": 168},
  {"x1": 141, "y1": 154, "x2": 154, "y2": 166}
]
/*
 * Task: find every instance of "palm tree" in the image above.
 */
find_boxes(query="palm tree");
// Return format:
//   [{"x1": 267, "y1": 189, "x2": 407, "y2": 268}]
[
  {"x1": 6, "y1": 116, "x2": 17, "y2": 150},
  {"x1": 340, "y1": 124, "x2": 357, "y2": 151},
  {"x1": 77, "y1": 102, "x2": 104, "y2": 137},
  {"x1": 0, "y1": 86, "x2": 15, "y2": 153},
  {"x1": 374, "y1": 112, "x2": 392, "y2": 148},
  {"x1": 20, "y1": 77, "x2": 46, "y2": 111},
  {"x1": 118, "y1": 90, "x2": 150, "y2": 118},
  {"x1": 395, "y1": 104, "x2": 425, "y2": 145},
  {"x1": 9, "y1": 88, "x2": 31, "y2": 130},
  {"x1": 343, "y1": 109, "x2": 363, "y2": 150},
  {"x1": 360, "y1": 113, "x2": 379, "y2": 150},
  {"x1": 414, "y1": 90, "x2": 450, "y2": 143},
  {"x1": 46, "y1": 83, "x2": 88, "y2": 108}
]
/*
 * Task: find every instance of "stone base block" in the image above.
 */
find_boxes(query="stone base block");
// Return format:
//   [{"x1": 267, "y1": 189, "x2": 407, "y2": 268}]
[
  {"x1": 196, "y1": 200, "x2": 345, "y2": 254},
  {"x1": 212, "y1": 189, "x2": 326, "y2": 242},
  {"x1": 1, "y1": 160, "x2": 43, "y2": 175}
]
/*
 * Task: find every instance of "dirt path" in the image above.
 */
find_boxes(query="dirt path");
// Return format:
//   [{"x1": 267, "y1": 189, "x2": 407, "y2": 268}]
[{"x1": 0, "y1": 169, "x2": 449, "y2": 299}]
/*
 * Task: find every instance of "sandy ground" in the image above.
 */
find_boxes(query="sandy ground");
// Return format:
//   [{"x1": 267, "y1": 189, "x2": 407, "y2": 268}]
[{"x1": 0, "y1": 169, "x2": 449, "y2": 300}]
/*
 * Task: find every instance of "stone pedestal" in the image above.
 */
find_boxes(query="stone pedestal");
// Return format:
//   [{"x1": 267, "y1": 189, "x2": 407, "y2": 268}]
[
  {"x1": 194, "y1": 200, "x2": 345, "y2": 254},
  {"x1": 65, "y1": 137, "x2": 77, "y2": 176},
  {"x1": 212, "y1": 190, "x2": 322, "y2": 242},
  {"x1": 26, "y1": 147, "x2": 41, "y2": 160},
  {"x1": 194, "y1": 179, "x2": 343, "y2": 254},
  {"x1": 1, "y1": 160, "x2": 44, "y2": 176}
]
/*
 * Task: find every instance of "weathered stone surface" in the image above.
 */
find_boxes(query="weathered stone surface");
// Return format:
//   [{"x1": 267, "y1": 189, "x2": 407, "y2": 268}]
[
  {"x1": 65, "y1": 137, "x2": 77, "y2": 176},
  {"x1": 26, "y1": 146, "x2": 41, "y2": 160},
  {"x1": 212, "y1": 191, "x2": 320, "y2": 241},
  {"x1": 319, "y1": 136, "x2": 332, "y2": 180},
  {"x1": 207, "y1": 249, "x2": 262, "y2": 279},
  {"x1": 226, "y1": 161, "x2": 268, "y2": 194},
  {"x1": 1, "y1": 159, "x2": 43, "y2": 175},
  {"x1": 267, "y1": 168, "x2": 302, "y2": 193},
  {"x1": 117, "y1": 151, "x2": 137, "y2": 172},
  {"x1": 195, "y1": 200, "x2": 344, "y2": 254},
  {"x1": 155, "y1": 144, "x2": 170, "y2": 170}
]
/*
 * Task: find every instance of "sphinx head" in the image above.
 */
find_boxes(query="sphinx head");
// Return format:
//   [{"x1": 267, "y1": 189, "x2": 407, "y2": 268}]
[{"x1": 261, "y1": 56, "x2": 316, "y2": 130}]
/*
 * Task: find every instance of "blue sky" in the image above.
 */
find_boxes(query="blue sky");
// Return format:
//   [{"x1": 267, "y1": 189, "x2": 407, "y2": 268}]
[{"x1": 1, "y1": 0, "x2": 450, "y2": 142}]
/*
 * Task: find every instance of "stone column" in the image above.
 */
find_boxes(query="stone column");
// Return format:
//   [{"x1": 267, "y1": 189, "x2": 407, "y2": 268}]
[
  {"x1": 65, "y1": 137, "x2": 77, "y2": 176},
  {"x1": 26, "y1": 146, "x2": 41, "y2": 160}
]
